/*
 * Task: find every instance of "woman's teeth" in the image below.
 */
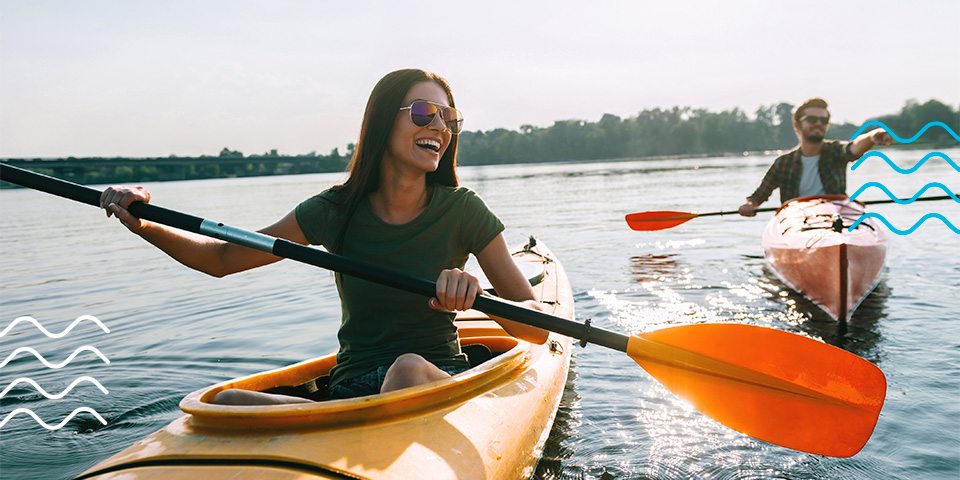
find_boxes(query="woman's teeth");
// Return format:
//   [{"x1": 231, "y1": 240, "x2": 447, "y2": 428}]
[{"x1": 416, "y1": 139, "x2": 440, "y2": 152}]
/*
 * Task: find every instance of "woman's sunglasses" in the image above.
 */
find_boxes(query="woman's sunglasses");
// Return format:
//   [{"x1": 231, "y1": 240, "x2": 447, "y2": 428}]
[
  {"x1": 800, "y1": 115, "x2": 830, "y2": 125},
  {"x1": 400, "y1": 100, "x2": 464, "y2": 134}
]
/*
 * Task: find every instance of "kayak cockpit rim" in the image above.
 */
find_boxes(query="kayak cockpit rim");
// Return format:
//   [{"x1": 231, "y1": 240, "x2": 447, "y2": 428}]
[
  {"x1": 179, "y1": 332, "x2": 534, "y2": 431},
  {"x1": 774, "y1": 194, "x2": 863, "y2": 214}
]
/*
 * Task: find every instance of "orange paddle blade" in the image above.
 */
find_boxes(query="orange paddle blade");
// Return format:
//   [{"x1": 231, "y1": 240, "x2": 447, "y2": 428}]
[
  {"x1": 627, "y1": 324, "x2": 886, "y2": 457},
  {"x1": 625, "y1": 211, "x2": 698, "y2": 231}
]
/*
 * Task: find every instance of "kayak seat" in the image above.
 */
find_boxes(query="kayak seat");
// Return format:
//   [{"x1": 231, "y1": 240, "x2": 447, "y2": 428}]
[
  {"x1": 263, "y1": 376, "x2": 329, "y2": 402},
  {"x1": 257, "y1": 349, "x2": 493, "y2": 402},
  {"x1": 259, "y1": 343, "x2": 499, "y2": 402},
  {"x1": 462, "y1": 343, "x2": 494, "y2": 367}
]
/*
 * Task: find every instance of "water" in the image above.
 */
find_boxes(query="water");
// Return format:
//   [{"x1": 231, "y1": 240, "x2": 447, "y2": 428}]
[{"x1": 1, "y1": 148, "x2": 958, "y2": 479}]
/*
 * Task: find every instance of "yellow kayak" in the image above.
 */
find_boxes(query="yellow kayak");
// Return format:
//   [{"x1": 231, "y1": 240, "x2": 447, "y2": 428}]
[{"x1": 77, "y1": 239, "x2": 574, "y2": 480}]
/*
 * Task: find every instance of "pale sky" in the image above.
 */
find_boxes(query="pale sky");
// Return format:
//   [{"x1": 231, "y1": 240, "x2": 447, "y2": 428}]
[{"x1": 1, "y1": 0, "x2": 958, "y2": 159}]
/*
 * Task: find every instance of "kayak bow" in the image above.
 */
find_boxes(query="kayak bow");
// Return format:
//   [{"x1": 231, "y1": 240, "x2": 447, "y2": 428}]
[
  {"x1": 76, "y1": 242, "x2": 573, "y2": 479},
  {"x1": 762, "y1": 195, "x2": 888, "y2": 322}
]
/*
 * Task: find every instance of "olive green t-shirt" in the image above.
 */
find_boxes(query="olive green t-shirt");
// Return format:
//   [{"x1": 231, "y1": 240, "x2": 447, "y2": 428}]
[{"x1": 295, "y1": 185, "x2": 505, "y2": 387}]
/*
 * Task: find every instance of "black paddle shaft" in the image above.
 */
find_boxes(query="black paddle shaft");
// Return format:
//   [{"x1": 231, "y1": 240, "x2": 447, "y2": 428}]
[{"x1": 0, "y1": 163, "x2": 630, "y2": 352}]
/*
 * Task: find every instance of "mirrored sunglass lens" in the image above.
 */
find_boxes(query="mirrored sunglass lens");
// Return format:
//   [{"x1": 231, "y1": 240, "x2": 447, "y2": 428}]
[
  {"x1": 410, "y1": 101, "x2": 437, "y2": 127},
  {"x1": 439, "y1": 106, "x2": 461, "y2": 122},
  {"x1": 446, "y1": 119, "x2": 463, "y2": 134},
  {"x1": 442, "y1": 107, "x2": 463, "y2": 133}
]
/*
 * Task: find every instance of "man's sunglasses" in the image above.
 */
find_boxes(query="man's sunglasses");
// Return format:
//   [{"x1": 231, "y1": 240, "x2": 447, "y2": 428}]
[
  {"x1": 400, "y1": 100, "x2": 464, "y2": 134},
  {"x1": 800, "y1": 115, "x2": 830, "y2": 125}
]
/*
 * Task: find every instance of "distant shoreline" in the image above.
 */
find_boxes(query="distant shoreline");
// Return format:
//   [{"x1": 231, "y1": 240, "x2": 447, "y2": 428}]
[{"x1": 2, "y1": 141, "x2": 954, "y2": 189}]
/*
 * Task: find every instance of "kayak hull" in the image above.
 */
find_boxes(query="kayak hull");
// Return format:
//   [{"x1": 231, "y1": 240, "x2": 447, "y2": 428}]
[
  {"x1": 78, "y1": 240, "x2": 574, "y2": 480},
  {"x1": 762, "y1": 195, "x2": 887, "y2": 322}
]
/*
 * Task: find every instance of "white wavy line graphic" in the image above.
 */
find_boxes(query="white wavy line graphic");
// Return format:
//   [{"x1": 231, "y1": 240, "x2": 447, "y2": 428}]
[
  {"x1": 0, "y1": 376, "x2": 109, "y2": 399},
  {"x1": 0, "y1": 315, "x2": 110, "y2": 338},
  {"x1": 0, "y1": 346, "x2": 111, "y2": 369},
  {"x1": 0, "y1": 407, "x2": 107, "y2": 430}
]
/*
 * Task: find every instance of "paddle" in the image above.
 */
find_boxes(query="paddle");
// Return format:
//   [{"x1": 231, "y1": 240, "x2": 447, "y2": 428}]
[
  {"x1": 0, "y1": 163, "x2": 886, "y2": 457},
  {"x1": 626, "y1": 195, "x2": 954, "y2": 231}
]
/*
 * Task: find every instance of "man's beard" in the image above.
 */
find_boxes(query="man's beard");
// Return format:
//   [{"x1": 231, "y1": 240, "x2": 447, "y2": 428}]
[{"x1": 802, "y1": 131, "x2": 825, "y2": 143}]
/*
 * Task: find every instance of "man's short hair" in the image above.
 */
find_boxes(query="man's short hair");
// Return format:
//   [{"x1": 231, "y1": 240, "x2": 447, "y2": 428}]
[{"x1": 794, "y1": 98, "x2": 829, "y2": 123}]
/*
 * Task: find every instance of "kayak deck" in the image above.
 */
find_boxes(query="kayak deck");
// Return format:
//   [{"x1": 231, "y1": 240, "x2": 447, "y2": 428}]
[
  {"x1": 77, "y1": 239, "x2": 574, "y2": 480},
  {"x1": 762, "y1": 195, "x2": 888, "y2": 322}
]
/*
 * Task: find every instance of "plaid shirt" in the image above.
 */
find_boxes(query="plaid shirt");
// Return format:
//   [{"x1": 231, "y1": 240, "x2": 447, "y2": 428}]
[{"x1": 747, "y1": 140, "x2": 857, "y2": 205}]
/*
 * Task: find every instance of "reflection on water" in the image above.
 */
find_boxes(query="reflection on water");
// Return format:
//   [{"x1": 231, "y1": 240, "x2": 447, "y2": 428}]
[
  {"x1": 467, "y1": 157, "x2": 736, "y2": 184},
  {"x1": 811, "y1": 282, "x2": 889, "y2": 361},
  {"x1": 2, "y1": 150, "x2": 958, "y2": 479},
  {"x1": 533, "y1": 358, "x2": 581, "y2": 479},
  {"x1": 629, "y1": 254, "x2": 683, "y2": 283},
  {"x1": 759, "y1": 265, "x2": 890, "y2": 358}
]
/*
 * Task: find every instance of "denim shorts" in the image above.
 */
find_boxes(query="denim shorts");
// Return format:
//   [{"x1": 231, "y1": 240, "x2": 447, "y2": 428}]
[{"x1": 327, "y1": 364, "x2": 469, "y2": 400}]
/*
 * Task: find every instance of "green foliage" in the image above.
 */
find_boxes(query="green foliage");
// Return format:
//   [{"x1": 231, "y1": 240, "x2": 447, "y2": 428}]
[
  {"x1": 219, "y1": 147, "x2": 244, "y2": 158},
  {"x1": 455, "y1": 99, "x2": 957, "y2": 165},
  {"x1": 896, "y1": 99, "x2": 959, "y2": 143},
  {"x1": 3, "y1": 99, "x2": 954, "y2": 187}
]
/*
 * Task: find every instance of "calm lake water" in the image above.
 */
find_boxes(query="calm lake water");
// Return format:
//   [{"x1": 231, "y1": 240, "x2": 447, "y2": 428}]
[{"x1": 1, "y1": 148, "x2": 958, "y2": 479}]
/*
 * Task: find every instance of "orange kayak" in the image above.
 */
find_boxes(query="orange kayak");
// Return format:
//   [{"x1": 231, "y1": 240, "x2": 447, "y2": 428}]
[
  {"x1": 762, "y1": 195, "x2": 888, "y2": 322},
  {"x1": 77, "y1": 239, "x2": 574, "y2": 480}
]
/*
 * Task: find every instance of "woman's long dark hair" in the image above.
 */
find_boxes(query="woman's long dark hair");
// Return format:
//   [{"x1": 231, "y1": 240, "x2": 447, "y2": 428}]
[{"x1": 332, "y1": 69, "x2": 460, "y2": 254}]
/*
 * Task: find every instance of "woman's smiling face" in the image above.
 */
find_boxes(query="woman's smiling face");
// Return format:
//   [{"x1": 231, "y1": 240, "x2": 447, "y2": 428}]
[{"x1": 383, "y1": 81, "x2": 454, "y2": 176}]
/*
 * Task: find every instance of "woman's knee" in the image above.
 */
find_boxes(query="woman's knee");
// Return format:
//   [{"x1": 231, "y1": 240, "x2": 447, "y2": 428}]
[
  {"x1": 211, "y1": 389, "x2": 250, "y2": 405},
  {"x1": 211, "y1": 388, "x2": 312, "y2": 405},
  {"x1": 391, "y1": 353, "x2": 431, "y2": 372},
  {"x1": 382, "y1": 354, "x2": 447, "y2": 392}
]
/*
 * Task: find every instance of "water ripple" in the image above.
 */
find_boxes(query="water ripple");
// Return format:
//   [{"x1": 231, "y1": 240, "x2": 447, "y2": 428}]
[
  {"x1": 0, "y1": 407, "x2": 107, "y2": 430},
  {"x1": 0, "y1": 315, "x2": 110, "y2": 338},
  {"x1": 851, "y1": 151, "x2": 960, "y2": 173},
  {"x1": 0, "y1": 346, "x2": 110, "y2": 369},
  {"x1": 849, "y1": 212, "x2": 959, "y2": 235},
  {"x1": 850, "y1": 121, "x2": 960, "y2": 143},
  {"x1": 1, "y1": 376, "x2": 108, "y2": 399},
  {"x1": 849, "y1": 181, "x2": 960, "y2": 204}
]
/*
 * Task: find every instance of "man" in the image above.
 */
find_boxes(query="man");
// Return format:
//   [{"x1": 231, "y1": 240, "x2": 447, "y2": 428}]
[{"x1": 738, "y1": 98, "x2": 894, "y2": 216}]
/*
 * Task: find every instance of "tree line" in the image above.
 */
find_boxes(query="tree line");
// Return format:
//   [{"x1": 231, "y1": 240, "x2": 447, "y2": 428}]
[
  {"x1": 455, "y1": 98, "x2": 958, "y2": 165},
  {"x1": 3, "y1": 98, "x2": 956, "y2": 185}
]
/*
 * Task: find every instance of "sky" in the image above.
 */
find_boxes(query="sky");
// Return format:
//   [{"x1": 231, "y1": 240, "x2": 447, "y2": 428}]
[{"x1": 1, "y1": 0, "x2": 958, "y2": 159}]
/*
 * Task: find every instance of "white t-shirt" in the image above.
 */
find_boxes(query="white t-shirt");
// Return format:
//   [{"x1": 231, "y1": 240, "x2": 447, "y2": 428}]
[{"x1": 798, "y1": 155, "x2": 826, "y2": 197}]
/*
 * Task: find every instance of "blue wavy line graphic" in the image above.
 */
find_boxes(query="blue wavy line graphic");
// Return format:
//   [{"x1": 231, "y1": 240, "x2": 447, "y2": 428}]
[
  {"x1": 851, "y1": 121, "x2": 960, "y2": 143},
  {"x1": 0, "y1": 407, "x2": 107, "y2": 430},
  {"x1": 849, "y1": 213, "x2": 960, "y2": 235},
  {"x1": 1, "y1": 376, "x2": 109, "y2": 399},
  {"x1": 0, "y1": 346, "x2": 110, "y2": 369},
  {"x1": 851, "y1": 151, "x2": 960, "y2": 173},
  {"x1": 0, "y1": 315, "x2": 110, "y2": 338},
  {"x1": 849, "y1": 182, "x2": 960, "y2": 204}
]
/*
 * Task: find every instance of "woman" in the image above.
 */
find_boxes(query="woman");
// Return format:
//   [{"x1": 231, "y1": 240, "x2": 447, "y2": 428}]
[{"x1": 100, "y1": 69, "x2": 548, "y2": 404}]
